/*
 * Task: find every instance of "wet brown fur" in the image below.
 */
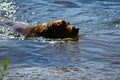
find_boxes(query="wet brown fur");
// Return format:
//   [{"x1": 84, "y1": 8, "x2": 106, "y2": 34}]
[{"x1": 16, "y1": 20, "x2": 79, "y2": 39}]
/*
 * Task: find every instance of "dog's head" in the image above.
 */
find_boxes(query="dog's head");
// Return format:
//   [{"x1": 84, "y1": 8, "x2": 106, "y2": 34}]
[{"x1": 45, "y1": 20, "x2": 79, "y2": 38}]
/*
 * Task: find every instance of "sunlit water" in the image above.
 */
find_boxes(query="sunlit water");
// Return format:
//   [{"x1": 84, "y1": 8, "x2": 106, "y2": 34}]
[{"x1": 0, "y1": 0, "x2": 120, "y2": 80}]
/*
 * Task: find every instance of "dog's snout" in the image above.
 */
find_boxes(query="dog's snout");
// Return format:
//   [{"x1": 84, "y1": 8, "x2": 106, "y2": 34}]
[
  {"x1": 73, "y1": 26, "x2": 79, "y2": 30},
  {"x1": 72, "y1": 26, "x2": 79, "y2": 33},
  {"x1": 76, "y1": 27, "x2": 79, "y2": 31}
]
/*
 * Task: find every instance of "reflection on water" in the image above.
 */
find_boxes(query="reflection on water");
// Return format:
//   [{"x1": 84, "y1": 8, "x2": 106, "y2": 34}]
[{"x1": 0, "y1": 0, "x2": 120, "y2": 80}]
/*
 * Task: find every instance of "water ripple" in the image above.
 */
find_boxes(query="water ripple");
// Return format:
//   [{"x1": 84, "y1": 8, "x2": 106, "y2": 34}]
[
  {"x1": 0, "y1": 0, "x2": 120, "y2": 79},
  {"x1": 53, "y1": 0, "x2": 81, "y2": 8}
]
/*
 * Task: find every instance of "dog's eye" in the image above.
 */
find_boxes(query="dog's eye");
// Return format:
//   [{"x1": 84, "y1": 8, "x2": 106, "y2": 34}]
[{"x1": 67, "y1": 22, "x2": 70, "y2": 25}]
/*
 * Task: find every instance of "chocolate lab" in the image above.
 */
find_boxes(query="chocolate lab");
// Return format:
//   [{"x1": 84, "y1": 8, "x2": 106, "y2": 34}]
[{"x1": 1, "y1": 19, "x2": 79, "y2": 39}]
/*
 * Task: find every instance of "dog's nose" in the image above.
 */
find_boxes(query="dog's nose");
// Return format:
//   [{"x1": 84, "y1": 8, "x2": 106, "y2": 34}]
[
  {"x1": 72, "y1": 26, "x2": 79, "y2": 33},
  {"x1": 76, "y1": 27, "x2": 79, "y2": 30},
  {"x1": 76, "y1": 27, "x2": 79, "y2": 33},
  {"x1": 74, "y1": 26, "x2": 79, "y2": 30}
]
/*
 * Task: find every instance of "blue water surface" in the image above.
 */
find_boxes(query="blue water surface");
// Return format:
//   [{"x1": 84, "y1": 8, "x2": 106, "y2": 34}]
[{"x1": 0, "y1": 0, "x2": 120, "y2": 80}]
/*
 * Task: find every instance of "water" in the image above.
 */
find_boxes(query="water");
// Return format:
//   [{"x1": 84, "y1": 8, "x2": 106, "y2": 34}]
[{"x1": 0, "y1": 0, "x2": 120, "y2": 80}]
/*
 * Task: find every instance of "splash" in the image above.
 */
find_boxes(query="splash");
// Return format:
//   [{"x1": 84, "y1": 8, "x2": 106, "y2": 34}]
[
  {"x1": 0, "y1": 25, "x2": 24, "y2": 40},
  {"x1": 0, "y1": 0, "x2": 19, "y2": 18},
  {"x1": 0, "y1": 0, "x2": 22, "y2": 40}
]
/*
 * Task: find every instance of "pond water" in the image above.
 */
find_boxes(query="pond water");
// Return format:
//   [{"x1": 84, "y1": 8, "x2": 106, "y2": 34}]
[{"x1": 0, "y1": 0, "x2": 120, "y2": 80}]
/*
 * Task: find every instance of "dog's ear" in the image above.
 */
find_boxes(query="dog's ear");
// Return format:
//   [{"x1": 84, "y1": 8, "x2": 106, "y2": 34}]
[
  {"x1": 61, "y1": 20, "x2": 71, "y2": 26},
  {"x1": 61, "y1": 20, "x2": 66, "y2": 24}
]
